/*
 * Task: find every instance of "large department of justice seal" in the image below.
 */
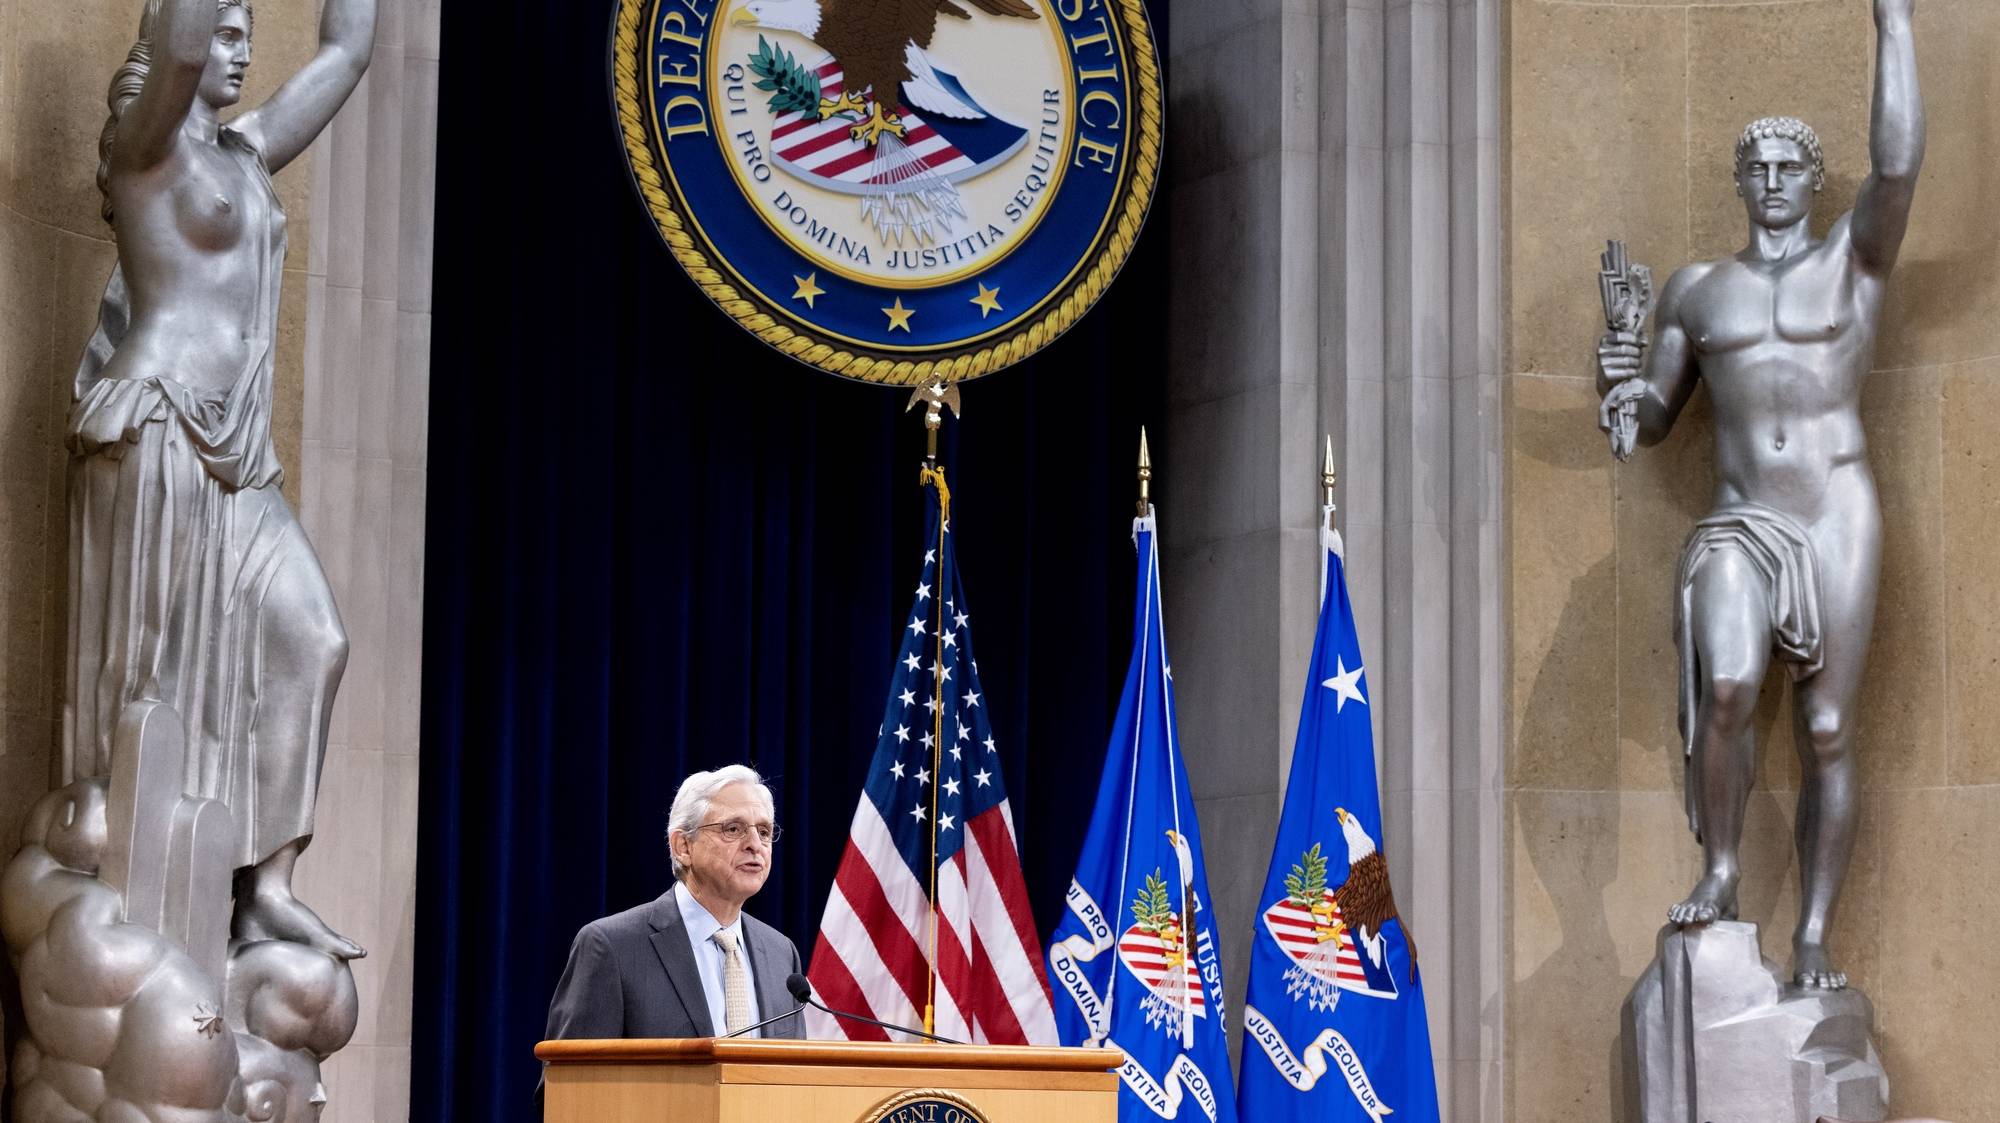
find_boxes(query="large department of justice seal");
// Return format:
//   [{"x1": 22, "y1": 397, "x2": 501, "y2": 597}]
[{"x1": 610, "y1": 0, "x2": 1162, "y2": 383}]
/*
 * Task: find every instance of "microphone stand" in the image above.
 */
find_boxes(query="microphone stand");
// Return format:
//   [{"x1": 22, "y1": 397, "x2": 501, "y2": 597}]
[
  {"x1": 717, "y1": 974, "x2": 965, "y2": 1045},
  {"x1": 801, "y1": 994, "x2": 964, "y2": 1045},
  {"x1": 716, "y1": 1000, "x2": 807, "y2": 1039}
]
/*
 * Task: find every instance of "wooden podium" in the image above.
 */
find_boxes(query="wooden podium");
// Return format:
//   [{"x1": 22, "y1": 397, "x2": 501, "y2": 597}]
[{"x1": 535, "y1": 1037, "x2": 1123, "y2": 1122}]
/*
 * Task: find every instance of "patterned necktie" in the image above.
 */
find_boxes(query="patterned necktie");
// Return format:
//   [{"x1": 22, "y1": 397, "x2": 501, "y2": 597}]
[{"x1": 711, "y1": 928, "x2": 752, "y2": 1035}]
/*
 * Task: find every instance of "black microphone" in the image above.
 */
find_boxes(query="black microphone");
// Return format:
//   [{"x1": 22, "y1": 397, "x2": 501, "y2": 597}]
[
  {"x1": 718, "y1": 977, "x2": 809, "y2": 1039},
  {"x1": 785, "y1": 973, "x2": 964, "y2": 1045}
]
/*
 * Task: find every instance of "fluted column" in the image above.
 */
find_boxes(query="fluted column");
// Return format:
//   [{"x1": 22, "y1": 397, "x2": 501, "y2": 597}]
[
  {"x1": 291, "y1": 0, "x2": 438, "y2": 1117},
  {"x1": 1162, "y1": 0, "x2": 1503, "y2": 1115}
]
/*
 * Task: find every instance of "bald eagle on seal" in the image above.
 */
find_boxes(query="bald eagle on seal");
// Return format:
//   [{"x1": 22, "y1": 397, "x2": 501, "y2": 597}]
[
  {"x1": 1335, "y1": 806, "x2": 1419, "y2": 983},
  {"x1": 732, "y1": 0, "x2": 1040, "y2": 146}
]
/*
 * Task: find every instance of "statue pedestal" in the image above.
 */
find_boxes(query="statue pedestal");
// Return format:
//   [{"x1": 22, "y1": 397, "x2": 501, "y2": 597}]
[
  {"x1": 1622, "y1": 921, "x2": 1887, "y2": 1123},
  {"x1": 3, "y1": 703, "x2": 356, "y2": 1120}
]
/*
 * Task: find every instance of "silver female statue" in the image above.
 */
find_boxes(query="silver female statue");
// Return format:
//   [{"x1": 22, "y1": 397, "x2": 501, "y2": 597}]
[
  {"x1": 67, "y1": 0, "x2": 376, "y2": 960},
  {"x1": 1598, "y1": 0, "x2": 1922, "y2": 990}
]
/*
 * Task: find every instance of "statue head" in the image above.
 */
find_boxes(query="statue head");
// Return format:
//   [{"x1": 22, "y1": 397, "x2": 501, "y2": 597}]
[
  {"x1": 96, "y1": 0, "x2": 258, "y2": 226},
  {"x1": 198, "y1": 2, "x2": 255, "y2": 110},
  {"x1": 1734, "y1": 116, "x2": 1824, "y2": 231}
]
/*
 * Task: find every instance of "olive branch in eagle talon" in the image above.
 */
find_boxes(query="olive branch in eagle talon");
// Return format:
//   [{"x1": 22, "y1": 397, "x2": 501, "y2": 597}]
[
  {"x1": 1130, "y1": 868, "x2": 1194, "y2": 1033},
  {"x1": 1131, "y1": 872, "x2": 1175, "y2": 937},
  {"x1": 1284, "y1": 843, "x2": 1327, "y2": 905},
  {"x1": 1131, "y1": 870, "x2": 1187, "y2": 976},
  {"x1": 1280, "y1": 842, "x2": 1346, "y2": 1011},
  {"x1": 1285, "y1": 843, "x2": 1345, "y2": 945},
  {"x1": 749, "y1": 35, "x2": 842, "y2": 119}
]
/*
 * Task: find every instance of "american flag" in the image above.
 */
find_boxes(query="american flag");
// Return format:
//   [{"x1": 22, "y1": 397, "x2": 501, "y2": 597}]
[{"x1": 806, "y1": 474, "x2": 1059, "y2": 1044}]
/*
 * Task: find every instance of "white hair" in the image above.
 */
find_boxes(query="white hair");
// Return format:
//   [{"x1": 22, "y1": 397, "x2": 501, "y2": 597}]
[{"x1": 666, "y1": 765, "x2": 774, "y2": 878}]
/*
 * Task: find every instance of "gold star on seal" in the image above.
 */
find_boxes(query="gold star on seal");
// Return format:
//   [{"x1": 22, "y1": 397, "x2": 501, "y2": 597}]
[
  {"x1": 883, "y1": 297, "x2": 914, "y2": 332},
  {"x1": 970, "y1": 282, "x2": 1003, "y2": 319},
  {"x1": 791, "y1": 272, "x2": 825, "y2": 309}
]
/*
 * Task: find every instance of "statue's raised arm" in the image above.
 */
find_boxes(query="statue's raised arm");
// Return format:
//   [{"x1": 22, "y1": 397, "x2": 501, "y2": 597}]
[
  {"x1": 106, "y1": 0, "x2": 243, "y2": 178},
  {"x1": 233, "y1": 0, "x2": 376, "y2": 172},
  {"x1": 1849, "y1": 0, "x2": 1923, "y2": 273}
]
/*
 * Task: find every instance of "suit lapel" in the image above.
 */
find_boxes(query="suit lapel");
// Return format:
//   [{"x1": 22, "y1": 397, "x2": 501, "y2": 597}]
[
  {"x1": 647, "y1": 888, "x2": 715, "y2": 1037},
  {"x1": 741, "y1": 916, "x2": 793, "y2": 1026}
]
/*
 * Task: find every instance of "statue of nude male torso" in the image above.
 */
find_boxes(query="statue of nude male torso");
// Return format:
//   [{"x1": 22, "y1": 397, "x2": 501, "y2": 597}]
[
  {"x1": 1597, "y1": 0, "x2": 1924, "y2": 988},
  {"x1": 1684, "y1": 223, "x2": 1883, "y2": 524},
  {"x1": 1680, "y1": 216, "x2": 1888, "y2": 586}
]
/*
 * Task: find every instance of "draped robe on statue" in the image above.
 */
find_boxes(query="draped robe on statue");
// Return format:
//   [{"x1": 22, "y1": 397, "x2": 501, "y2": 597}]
[{"x1": 61, "y1": 128, "x2": 348, "y2": 872}]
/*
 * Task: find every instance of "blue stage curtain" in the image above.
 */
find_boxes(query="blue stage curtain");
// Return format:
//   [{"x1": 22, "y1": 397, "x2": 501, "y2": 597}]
[{"x1": 414, "y1": 1, "x2": 1170, "y2": 1116}]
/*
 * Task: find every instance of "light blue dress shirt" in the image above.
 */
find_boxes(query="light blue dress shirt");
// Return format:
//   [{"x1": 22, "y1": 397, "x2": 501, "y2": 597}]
[{"x1": 674, "y1": 881, "x2": 763, "y2": 1037}]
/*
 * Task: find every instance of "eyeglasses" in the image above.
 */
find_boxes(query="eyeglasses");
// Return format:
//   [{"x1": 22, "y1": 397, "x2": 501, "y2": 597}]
[{"x1": 692, "y1": 819, "x2": 781, "y2": 846}]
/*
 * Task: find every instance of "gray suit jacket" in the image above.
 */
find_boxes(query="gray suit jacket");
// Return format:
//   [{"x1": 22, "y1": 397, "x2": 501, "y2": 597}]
[{"x1": 543, "y1": 888, "x2": 807, "y2": 1041}]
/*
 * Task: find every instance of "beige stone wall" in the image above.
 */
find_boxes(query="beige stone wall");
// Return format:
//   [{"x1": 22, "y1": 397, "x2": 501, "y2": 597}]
[
  {"x1": 0, "y1": 0, "x2": 318, "y2": 1079},
  {"x1": 1507, "y1": 0, "x2": 2000, "y2": 1119}
]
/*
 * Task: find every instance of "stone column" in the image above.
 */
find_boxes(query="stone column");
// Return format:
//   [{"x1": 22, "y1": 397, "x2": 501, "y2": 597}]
[
  {"x1": 290, "y1": 0, "x2": 438, "y2": 1118},
  {"x1": 1162, "y1": 0, "x2": 1504, "y2": 1116}
]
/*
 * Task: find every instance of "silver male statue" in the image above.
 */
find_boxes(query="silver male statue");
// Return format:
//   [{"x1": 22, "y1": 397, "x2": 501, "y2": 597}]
[
  {"x1": 1597, "y1": 0, "x2": 1922, "y2": 991},
  {"x1": 3, "y1": 0, "x2": 376, "y2": 1116}
]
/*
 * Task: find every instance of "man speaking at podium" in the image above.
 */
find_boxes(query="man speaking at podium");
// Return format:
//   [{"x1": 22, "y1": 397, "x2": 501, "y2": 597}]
[{"x1": 544, "y1": 766, "x2": 806, "y2": 1041}]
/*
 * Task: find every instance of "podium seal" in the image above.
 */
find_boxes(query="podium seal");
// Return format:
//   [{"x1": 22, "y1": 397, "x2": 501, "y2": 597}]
[
  {"x1": 610, "y1": 0, "x2": 1162, "y2": 383},
  {"x1": 862, "y1": 1088, "x2": 994, "y2": 1123}
]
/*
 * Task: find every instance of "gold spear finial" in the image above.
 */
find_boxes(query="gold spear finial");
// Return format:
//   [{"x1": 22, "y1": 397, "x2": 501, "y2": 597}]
[
  {"x1": 1137, "y1": 426, "x2": 1153, "y2": 517},
  {"x1": 904, "y1": 380, "x2": 963, "y2": 472},
  {"x1": 1322, "y1": 434, "x2": 1337, "y2": 526}
]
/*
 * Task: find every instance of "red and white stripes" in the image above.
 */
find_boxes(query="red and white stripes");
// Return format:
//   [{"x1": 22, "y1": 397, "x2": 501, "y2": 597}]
[
  {"x1": 807, "y1": 794, "x2": 1057, "y2": 1044},
  {"x1": 770, "y1": 61, "x2": 975, "y2": 187}
]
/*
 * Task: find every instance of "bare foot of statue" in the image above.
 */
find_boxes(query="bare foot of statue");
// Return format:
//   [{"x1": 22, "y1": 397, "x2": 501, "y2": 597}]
[
  {"x1": 234, "y1": 881, "x2": 366, "y2": 959},
  {"x1": 233, "y1": 848, "x2": 366, "y2": 960},
  {"x1": 1793, "y1": 940, "x2": 1848, "y2": 990},
  {"x1": 1667, "y1": 872, "x2": 1738, "y2": 926}
]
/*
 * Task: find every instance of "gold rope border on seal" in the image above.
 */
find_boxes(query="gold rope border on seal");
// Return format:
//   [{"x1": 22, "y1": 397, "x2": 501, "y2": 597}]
[
  {"x1": 611, "y1": 0, "x2": 1164, "y2": 385},
  {"x1": 860, "y1": 1088, "x2": 995, "y2": 1123}
]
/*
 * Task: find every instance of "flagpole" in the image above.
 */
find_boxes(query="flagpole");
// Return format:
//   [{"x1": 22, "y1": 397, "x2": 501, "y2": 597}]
[
  {"x1": 906, "y1": 379, "x2": 961, "y2": 1040},
  {"x1": 1143, "y1": 432, "x2": 1198, "y2": 1049},
  {"x1": 1321, "y1": 434, "x2": 1338, "y2": 605},
  {"x1": 1126, "y1": 433, "x2": 1208, "y2": 1049},
  {"x1": 1322, "y1": 433, "x2": 1337, "y2": 529},
  {"x1": 1103, "y1": 427, "x2": 1154, "y2": 1046},
  {"x1": 1136, "y1": 426, "x2": 1152, "y2": 518}
]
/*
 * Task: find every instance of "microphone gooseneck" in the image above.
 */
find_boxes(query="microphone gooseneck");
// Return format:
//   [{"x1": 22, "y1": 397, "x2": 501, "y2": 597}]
[{"x1": 790, "y1": 975, "x2": 964, "y2": 1045}]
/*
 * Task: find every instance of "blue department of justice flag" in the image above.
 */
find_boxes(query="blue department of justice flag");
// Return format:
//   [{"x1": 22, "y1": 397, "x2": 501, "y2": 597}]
[
  {"x1": 1048, "y1": 511, "x2": 1238, "y2": 1123},
  {"x1": 1237, "y1": 518, "x2": 1440, "y2": 1123}
]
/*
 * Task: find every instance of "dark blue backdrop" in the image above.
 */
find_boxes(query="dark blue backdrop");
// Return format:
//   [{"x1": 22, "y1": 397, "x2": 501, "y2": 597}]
[{"x1": 412, "y1": 1, "x2": 1171, "y2": 1117}]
